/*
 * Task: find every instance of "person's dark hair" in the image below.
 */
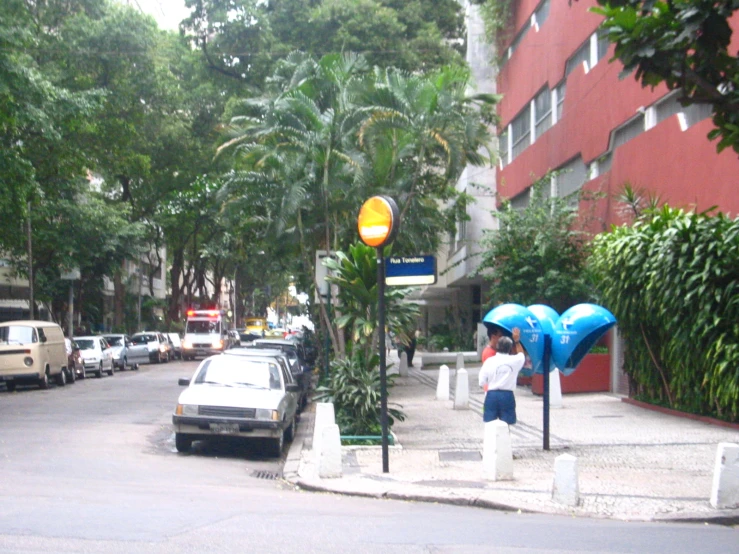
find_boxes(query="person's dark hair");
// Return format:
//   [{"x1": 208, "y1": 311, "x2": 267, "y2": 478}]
[
  {"x1": 486, "y1": 324, "x2": 503, "y2": 340},
  {"x1": 497, "y1": 336, "x2": 514, "y2": 354}
]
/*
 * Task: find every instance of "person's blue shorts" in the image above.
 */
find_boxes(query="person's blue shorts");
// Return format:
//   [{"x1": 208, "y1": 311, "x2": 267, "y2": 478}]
[{"x1": 483, "y1": 389, "x2": 516, "y2": 425}]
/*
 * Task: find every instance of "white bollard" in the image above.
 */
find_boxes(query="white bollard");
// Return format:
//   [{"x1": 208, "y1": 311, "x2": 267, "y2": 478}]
[
  {"x1": 318, "y1": 424, "x2": 343, "y2": 478},
  {"x1": 312, "y1": 402, "x2": 336, "y2": 460},
  {"x1": 399, "y1": 351, "x2": 409, "y2": 377},
  {"x1": 552, "y1": 453, "x2": 579, "y2": 506},
  {"x1": 454, "y1": 368, "x2": 469, "y2": 410},
  {"x1": 456, "y1": 352, "x2": 464, "y2": 370},
  {"x1": 710, "y1": 442, "x2": 739, "y2": 509},
  {"x1": 482, "y1": 420, "x2": 513, "y2": 480},
  {"x1": 436, "y1": 364, "x2": 450, "y2": 401},
  {"x1": 549, "y1": 369, "x2": 563, "y2": 408}
]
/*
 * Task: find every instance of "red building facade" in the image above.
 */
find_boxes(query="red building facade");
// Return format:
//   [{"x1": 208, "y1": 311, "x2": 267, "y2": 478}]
[{"x1": 496, "y1": 0, "x2": 739, "y2": 230}]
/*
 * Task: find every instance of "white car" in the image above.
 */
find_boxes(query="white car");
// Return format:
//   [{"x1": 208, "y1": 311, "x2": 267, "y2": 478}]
[
  {"x1": 172, "y1": 353, "x2": 300, "y2": 456},
  {"x1": 73, "y1": 336, "x2": 114, "y2": 378}
]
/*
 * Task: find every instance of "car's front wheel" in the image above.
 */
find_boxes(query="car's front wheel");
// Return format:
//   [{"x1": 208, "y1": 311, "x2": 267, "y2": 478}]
[
  {"x1": 269, "y1": 430, "x2": 285, "y2": 458},
  {"x1": 38, "y1": 369, "x2": 50, "y2": 390},
  {"x1": 175, "y1": 434, "x2": 192, "y2": 453},
  {"x1": 96, "y1": 362, "x2": 103, "y2": 378},
  {"x1": 67, "y1": 365, "x2": 76, "y2": 384}
]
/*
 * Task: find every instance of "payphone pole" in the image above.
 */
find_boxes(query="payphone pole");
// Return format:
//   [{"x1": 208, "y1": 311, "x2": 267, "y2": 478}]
[{"x1": 542, "y1": 334, "x2": 551, "y2": 451}]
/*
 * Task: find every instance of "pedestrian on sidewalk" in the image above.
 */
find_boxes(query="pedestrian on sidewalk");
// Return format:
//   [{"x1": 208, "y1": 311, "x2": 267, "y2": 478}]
[
  {"x1": 481, "y1": 325, "x2": 504, "y2": 363},
  {"x1": 478, "y1": 327, "x2": 525, "y2": 425}
]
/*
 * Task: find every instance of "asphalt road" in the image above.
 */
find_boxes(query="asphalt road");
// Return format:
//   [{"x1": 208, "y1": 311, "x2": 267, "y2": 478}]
[{"x1": 0, "y1": 358, "x2": 737, "y2": 553}]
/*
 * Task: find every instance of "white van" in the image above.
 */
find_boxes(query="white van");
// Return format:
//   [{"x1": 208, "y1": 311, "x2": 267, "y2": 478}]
[{"x1": 0, "y1": 320, "x2": 68, "y2": 391}]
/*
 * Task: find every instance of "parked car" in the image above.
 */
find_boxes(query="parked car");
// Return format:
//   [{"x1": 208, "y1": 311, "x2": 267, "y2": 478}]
[
  {"x1": 131, "y1": 332, "x2": 171, "y2": 363},
  {"x1": 103, "y1": 334, "x2": 144, "y2": 371},
  {"x1": 172, "y1": 352, "x2": 300, "y2": 456},
  {"x1": 166, "y1": 333, "x2": 183, "y2": 360},
  {"x1": 65, "y1": 337, "x2": 84, "y2": 381},
  {"x1": 0, "y1": 320, "x2": 69, "y2": 391},
  {"x1": 227, "y1": 346, "x2": 308, "y2": 411},
  {"x1": 74, "y1": 335, "x2": 114, "y2": 378}
]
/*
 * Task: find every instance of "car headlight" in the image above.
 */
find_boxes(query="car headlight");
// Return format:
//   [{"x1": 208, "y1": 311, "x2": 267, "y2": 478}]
[
  {"x1": 24, "y1": 356, "x2": 33, "y2": 367},
  {"x1": 176, "y1": 404, "x2": 199, "y2": 416},
  {"x1": 255, "y1": 408, "x2": 279, "y2": 421},
  {"x1": 182, "y1": 340, "x2": 192, "y2": 349},
  {"x1": 212, "y1": 339, "x2": 223, "y2": 349},
  {"x1": 159, "y1": 345, "x2": 167, "y2": 352}
]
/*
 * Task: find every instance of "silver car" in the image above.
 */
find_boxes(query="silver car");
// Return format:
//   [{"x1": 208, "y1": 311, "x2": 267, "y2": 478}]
[
  {"x1": 172, "y1": 353, "x2": 300, "y2": 456},
  {"x1": 103, "y1": 334, "x2": 145, "y2": 371}
]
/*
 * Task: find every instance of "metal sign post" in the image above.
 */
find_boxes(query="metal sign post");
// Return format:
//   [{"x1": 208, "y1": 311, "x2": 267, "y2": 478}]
[{"x1": 357, "y1": 196, "x2": 399, "y2": 473}]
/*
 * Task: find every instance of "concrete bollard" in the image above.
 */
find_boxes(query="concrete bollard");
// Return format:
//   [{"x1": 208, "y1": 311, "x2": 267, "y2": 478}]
[
  {"x1": 318, "y1": 424, "x2": 343, "y2": 478},
  {"x1": 436, "y1": 365, "x2": 450, "y2": 401},
  {"x1": 456, "y1": 352, "x2": 464, "y2": 370},
  {"x1": 552, "y1": 453, "x2": 579, "y2": 506},
  {"x1": 710, "y1": 442, "x2": 739, "y2": 509},
  {"x1": 482, "y1": 420, "x2": 513, "y2": 480},
  {"x1": 454, "y1": 368, "x2": 469, "y2": 410},
  {"x1": 549, "y1": 369, "x2": 563, "y2": 408},
  {"x1": 312, "y1": 402, "x2": 336, "y2": 460},
  {"x1": 399, "y1": 351, "x2": 409, "y2": 377}
]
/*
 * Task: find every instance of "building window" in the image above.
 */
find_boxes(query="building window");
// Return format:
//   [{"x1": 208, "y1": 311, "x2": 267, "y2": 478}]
[
  {"x1": 597, "y1": 29, "x2": 610, "y2": 62},
  {"x1": 612, "y1": 115, "x2": 645, "y2": 149},
  {"x1": 553, "y1": 157, "x2": 587, "y2": 203},
  {"x1": 534, "y1": 88, "x2": 552, "y2": 138},
  {"x1": 679, "y1": 102, "x2": 713, "y2": 129},
  {"x1": 498, "y1": 129, "x2": 509, "y2": 168},
  {"x1": 566, "y1": 40, "x2": 591, "y2": 76},
  {"x1": 533, "y1": 0, "x2": 551, "y2": 29},
  {"x1": 655, "y1": 91, "x2": 682, "y2": 124},
  {"x1": 554, "y1": 81, "x2": 566, "y2": 121},
  {"x1": 511, "y1": 108, "x2": 531, "y2": 160},
  {"x1": 507, "y1": 21, "x2": 530, "y2": 60},
  {"x1": 509, "y1": 189, "x2": 530, "y2": 210}
]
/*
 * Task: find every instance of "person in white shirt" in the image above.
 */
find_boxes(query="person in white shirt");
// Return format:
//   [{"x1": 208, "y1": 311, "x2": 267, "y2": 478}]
[{"x1": 478, "y1": 327, "x2": 525, "y2": 425}]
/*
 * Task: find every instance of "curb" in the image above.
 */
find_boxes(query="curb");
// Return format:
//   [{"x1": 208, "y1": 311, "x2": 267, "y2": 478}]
[{"x1": 622, "y1": 398, "x2": 739, "y2": 431}]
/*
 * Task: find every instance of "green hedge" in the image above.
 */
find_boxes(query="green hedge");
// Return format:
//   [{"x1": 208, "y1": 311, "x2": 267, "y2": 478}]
[{"x1": 590, "y1": 206, "x2": 739, "y2": 422}]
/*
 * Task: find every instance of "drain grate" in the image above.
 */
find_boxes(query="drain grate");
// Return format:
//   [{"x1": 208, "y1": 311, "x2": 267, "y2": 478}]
[{"x1": 252, "y1": 470, "x2": 280, "y2": 480}]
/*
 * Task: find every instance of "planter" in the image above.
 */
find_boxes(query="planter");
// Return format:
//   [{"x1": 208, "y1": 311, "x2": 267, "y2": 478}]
[{"x1": 532, "y1": 353, "x2": 611, "y2": 395}]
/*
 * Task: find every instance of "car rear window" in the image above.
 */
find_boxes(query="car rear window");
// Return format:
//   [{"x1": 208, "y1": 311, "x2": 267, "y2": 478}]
[
  {"x1": 105, "y1": 336, "x2": 124, "y2": 346},
  {"x1": 75, "y1": 339, "x2": 94, "y2": 349}
]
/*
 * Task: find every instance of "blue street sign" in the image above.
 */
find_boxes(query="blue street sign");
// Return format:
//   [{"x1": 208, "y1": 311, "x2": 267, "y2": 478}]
[
  {"x1": 551, "y1": 303, "x2": 617, "y2": 375},
  {"x1": 385, "y1": 256, "x2": 436, "y2": 286},
  {"x1": 482, "y1": 304, "x2": 545, "y2": 374}
]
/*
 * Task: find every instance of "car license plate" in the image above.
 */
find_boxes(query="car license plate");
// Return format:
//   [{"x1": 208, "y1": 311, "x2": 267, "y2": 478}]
[{"x1": 210, "y1": 423, "x2": 239, "y2": 434}]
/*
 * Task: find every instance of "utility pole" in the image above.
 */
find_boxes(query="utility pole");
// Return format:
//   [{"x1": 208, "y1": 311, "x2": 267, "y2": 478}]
[{"x1": 27, "y1": 201, "x2": 34, "y2": 320}]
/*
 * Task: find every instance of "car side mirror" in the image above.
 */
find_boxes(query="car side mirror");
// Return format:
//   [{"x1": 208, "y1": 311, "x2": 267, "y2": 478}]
[{"x1": 178, "y1": 378, "x2": 190, "y2": 386}]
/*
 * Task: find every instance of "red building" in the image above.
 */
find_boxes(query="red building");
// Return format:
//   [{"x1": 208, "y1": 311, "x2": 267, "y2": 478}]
[
  {"x1": 496, "y1": 0, "x2": 739, "y2": 231},
  {"x1": 494, "y1": 0, "x2": 738, "y2": 393}
]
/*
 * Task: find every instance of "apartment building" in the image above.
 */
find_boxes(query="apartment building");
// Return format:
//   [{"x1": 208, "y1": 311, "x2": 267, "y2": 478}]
[{"x1": 423, "y1": 1, "x2": 738, "y2": 369}]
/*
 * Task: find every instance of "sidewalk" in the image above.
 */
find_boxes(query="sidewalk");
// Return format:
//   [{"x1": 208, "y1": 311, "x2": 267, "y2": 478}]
[{"x1": 283, "y1": 355, "x2": 739, "y2": 524}]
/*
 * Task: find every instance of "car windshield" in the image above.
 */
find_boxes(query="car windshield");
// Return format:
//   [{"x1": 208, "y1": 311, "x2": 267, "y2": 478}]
[
  {"x1": 0, "y1": 325, "x2": 37, "y2": 345},
  {"x1": 104, "y1": 336, "x2": 124, "y2": 346},
  {"x1": 75, "y1": 339, "x2": 95, "y2": 350},
  {"x1": 186, "y1": 320, "x2": 220, "y2": 334},
  {"x1": 194, "y1": 358, "x2": 282, "y2": 390},
  {"x1": 132, "y1": 334, "x2": 156, "y2": 344}
]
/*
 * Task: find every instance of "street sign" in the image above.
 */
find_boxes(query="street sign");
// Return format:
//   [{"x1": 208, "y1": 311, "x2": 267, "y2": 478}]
[{"x1": 385, "y1": 255, "x2": 437, "y2": 286}]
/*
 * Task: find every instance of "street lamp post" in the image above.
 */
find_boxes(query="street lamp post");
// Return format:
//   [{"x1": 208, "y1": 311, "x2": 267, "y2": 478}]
[{"x1": 357, "y1": 196, "x2": 399, "y2": 473}]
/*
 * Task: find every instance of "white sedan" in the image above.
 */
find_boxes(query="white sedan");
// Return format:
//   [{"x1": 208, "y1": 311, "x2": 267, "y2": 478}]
[
  {"x1": 172, "y1": 353, "x2": 300, "y2": 457},
  {"x1": 73, "y1": 336, "x2": 114, "y2": 378}
]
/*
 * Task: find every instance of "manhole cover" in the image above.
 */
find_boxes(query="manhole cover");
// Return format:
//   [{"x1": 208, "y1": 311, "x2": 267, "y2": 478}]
[
  {"x1": 252, "y1": 470, "x2": 280, "y2": 480},
  {"x1": 438, "y1": 450, "x2": 481, "y2": 462}
]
